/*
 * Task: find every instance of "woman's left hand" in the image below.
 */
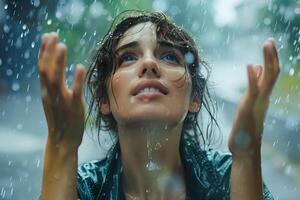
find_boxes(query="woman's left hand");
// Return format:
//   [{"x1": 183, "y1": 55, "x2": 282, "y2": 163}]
[{"x1": 228, "y1": 38, "x2": 280, "y2": 158}]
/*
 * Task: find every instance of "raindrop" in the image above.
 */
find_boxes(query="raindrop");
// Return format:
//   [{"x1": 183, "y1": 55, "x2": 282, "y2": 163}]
[
  {"x1": 0, "y1": 58, "x2": 2, "y2": 66},
  {"x1": 289, "y1": 56, "x2": 293, "y2": 61},
  {"x1": 289, "y1": 68, "x2": 295, "y2": 76},
  {"x1": 22, "y1": 24, "x2": 27, "y2": 30},
  {"x1": 24, "y1": 49, "x2": 30, "y2": 59},
  {"x1": 264, "y1": 17, "x2": 271, "y2": 25},
  {"x1": 6, "y1": 69, "x2": 13, "y2": 76},
  {"x1": 154, "y1": 142, "x2": 162, "y2": 150},
  {"x1": 36, "y1": 159, "x2": 40, "y2": 168},
  {"x1": 4, "y1": 4, "x2": 8, "y2": 9},
  {"x1": 47, "y1": 19, "x2": 52, "y2": 25},
  {"x1": 32, "y1": 0, "x2": 40, "y2": 7},
  {"x1": 295, "y1": 8, "x2": 300, "y2": 15},
  {"x1": 184, "y1": 52, "x2": 195, "y2": 65},
  {"x1": 12, "y1": 82, "x2": 20, "y2": 91},
  {"x1": 31, "y1": 42, "x2": 35, "y2": 48},
  {"x1": 3, "y1": 24, "x2": 10, "y2": 33},
  {"x1": 16, "y1": 123, "x2": 23, "y2": 130},
  {"x1": 25, "y1": 95, "x2": 31, "y2": 102}
]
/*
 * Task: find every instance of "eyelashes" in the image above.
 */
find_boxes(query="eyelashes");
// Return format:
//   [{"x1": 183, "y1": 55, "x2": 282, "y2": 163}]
[{"x1": 117, "y1": 50, "x2": 182, "y2": 66}]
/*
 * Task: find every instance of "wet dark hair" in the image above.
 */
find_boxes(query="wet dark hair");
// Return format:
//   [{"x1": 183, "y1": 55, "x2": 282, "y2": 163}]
[{"x1": 85, "y1": 10, "x2": 220, "y2": 149}]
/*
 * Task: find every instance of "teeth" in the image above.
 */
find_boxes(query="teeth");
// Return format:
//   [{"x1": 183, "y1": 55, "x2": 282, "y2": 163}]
[{"x1": 137, "y1": 87, "x2": 161, "y2": 94}]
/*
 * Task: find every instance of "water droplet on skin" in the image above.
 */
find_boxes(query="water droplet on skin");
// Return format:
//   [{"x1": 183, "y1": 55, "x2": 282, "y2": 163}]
[
  {"x1": 233, "y1": 131, "x2": 251, "y2": 150},
  {"x1": 154, "y1": 142, "x2": 162, "y2": 150},
  {"x1": 146, "y1": 160, "x2": 160, "y2": 171}
]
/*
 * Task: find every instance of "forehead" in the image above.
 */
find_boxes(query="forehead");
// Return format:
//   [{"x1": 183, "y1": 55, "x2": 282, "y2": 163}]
[{"x1": 116, "y1": 22, "x2": 157, "y2": 48}]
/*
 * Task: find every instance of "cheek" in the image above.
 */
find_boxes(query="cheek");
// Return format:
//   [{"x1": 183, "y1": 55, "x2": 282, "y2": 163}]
[
  {"x1": 165, "y1": 67, "x2": 192, "y2": 94},
  {"x1": 107, "y1": 70, "x2": 132, "y2": 111}
]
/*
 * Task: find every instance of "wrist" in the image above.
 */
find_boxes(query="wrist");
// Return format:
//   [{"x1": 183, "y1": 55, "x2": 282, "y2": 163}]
[
  {"x1": 46, "y1": 137, "x2": 79, "y2": 159},
  {"x1": 232, "y1": 149, "x2": 261, "y2": 163}
]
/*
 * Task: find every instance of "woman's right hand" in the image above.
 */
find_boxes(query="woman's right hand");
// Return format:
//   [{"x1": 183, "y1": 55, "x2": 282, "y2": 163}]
[{"x1": 38, "y1": 32, "x2": 86, "y2": 150}]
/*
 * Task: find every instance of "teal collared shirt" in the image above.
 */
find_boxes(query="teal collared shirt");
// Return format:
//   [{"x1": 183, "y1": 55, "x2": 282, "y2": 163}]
[{"x1": 77, "y1": 134, "x2": 273, "y2": 200}]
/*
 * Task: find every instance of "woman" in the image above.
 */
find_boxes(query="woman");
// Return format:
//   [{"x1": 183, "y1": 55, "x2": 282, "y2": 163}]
[{"x1": 38, "y1": 10, "x2": 279, "y2": 200}]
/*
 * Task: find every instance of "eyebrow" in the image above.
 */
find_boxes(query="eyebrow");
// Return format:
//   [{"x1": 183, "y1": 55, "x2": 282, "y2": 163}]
[
  {"x1": 115, "y1": 41, "x2": 139, "y2": 54},
  {"x1": 115, "y1": 40, "x2": 182, "y2": 54}
]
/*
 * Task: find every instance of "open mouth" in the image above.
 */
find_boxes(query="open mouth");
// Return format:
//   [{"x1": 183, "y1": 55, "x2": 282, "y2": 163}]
[{"x1": 131, "y1": 80, "x2": 169, "y2": 96}]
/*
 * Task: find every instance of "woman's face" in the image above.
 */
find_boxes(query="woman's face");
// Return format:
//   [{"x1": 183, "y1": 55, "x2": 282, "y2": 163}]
[{"x1": 102, "y1": 22, "x2": 198, "y2": 128}]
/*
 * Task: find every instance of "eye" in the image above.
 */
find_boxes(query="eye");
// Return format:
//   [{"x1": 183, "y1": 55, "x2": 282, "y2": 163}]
[
  {"x1": 119, "y1": 53, "x2": 137, "y2": 64},
  {"x1": 161, "y1": 52, "x2": 180, "y2": 64}
]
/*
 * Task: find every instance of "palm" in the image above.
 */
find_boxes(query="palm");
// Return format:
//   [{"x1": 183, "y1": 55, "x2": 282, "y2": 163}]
[{"x1": 38, "y1": 32, "x2": 86, "y2": 147}]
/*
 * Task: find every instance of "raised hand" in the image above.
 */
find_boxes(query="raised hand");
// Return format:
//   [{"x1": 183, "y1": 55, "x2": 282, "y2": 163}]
[
  {"x1": 228, "y1": 38, "x2": 280, "y2": 157},
  {"x1": 38, "y1": 32, "x2": 87, "y2": 150}
]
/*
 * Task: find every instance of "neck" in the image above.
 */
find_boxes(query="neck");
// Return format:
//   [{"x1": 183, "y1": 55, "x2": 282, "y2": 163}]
[{"x1": 118, "y1": 122, "x2": 186, "y2": 200}]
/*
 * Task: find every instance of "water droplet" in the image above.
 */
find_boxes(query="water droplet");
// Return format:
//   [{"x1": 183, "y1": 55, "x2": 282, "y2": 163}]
[
  {"x1": 4, "y1": 4, "x2": 8, "y2": 9},
  {"x1": 47, "y1": 19, "x2": 52, "y2": 25},
  {"x1": 154, "y1": 142, "x2": 162, "y2": 150},
  {"x1": 25, "y1": 95, "x2": 31, "y2": 102},
  {"x1": 16, "y1": 123, "x2": 23, "y2": 130},
  {"x1": 31, "y1": 42, "x2": 35, "y2": 48},
  {"x1": 288, "y1": 67, "x2": 295, "y2": 76},
  {"x1": 12, "y1": 82, "x2": 20, "y2": 91},
  {"x1": 22, "y1": 24, "x2": 27, "y2": 30},
  {"x1": 233, "y1": 131, "x2": 251, "y2": 150},
  {"x1": 146, "y1": 160, "x2": 160, "y2": 171},
  {"x1": 184, "y1": 52, "x2": 194, "y2": 65}
]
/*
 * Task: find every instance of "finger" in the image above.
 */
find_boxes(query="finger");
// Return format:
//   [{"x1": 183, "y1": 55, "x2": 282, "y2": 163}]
[
  {"x1": 38, "y1": 33, "x2": 49, "y2": 74},
  {"x1": 254, "y1": 64, "x2": 263, "y2": 79},
  {"x1": 43, "y1": 32, "x2": 59, "y2": 77},
  {"x1": 54, "y1": 43, "x2": 67, "y2": 88},
  {"x1": 246, "y1": 64, "x2": 258, "y2": 101},
  {"x1": 72, "y1": 64, "x2": 86, "y2": 100},
  {"x1": 261, "y1": 38, "x2": 280, "y2": 97},
  {"x1": 269, "y1": 38, "x2": 280, "y2": 71}
]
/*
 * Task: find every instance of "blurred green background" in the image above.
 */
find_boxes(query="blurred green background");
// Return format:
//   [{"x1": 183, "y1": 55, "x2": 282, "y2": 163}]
[{"x1": 0, "y1": 0, "x2": 299, "y2": 199}]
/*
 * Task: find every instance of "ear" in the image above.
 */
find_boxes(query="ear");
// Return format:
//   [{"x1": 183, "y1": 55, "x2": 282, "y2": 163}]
[
  {"x1": 100, "y1": 97, "x2": 110, "y2": 115},
  {"x1": 188, "y1": 95, "x2": 201, "y2": 113}
]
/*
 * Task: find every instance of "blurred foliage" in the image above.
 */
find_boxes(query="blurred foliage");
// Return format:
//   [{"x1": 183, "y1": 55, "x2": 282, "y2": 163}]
[
  {"x1": 42, "y1": 0, "x2": 150, "y2": 67},
  {"x1": 258, "y1": 0, "x2": 300, "y2": 72}
]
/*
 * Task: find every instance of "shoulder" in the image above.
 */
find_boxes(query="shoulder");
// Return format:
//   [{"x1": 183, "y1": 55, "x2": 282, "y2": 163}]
[{"x1": 77, "y1": 158, "x2": 110, "y2": 200}]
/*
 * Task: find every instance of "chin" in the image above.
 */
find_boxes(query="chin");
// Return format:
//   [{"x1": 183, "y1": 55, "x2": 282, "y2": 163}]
[{"x1": 116, "y1": 111, "x2": 185, "y2": 127}]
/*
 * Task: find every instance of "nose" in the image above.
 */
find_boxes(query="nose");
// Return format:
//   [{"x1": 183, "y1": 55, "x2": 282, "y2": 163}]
[{"x1": 138, "y1": 56, "x2": 161, "y2": 78}]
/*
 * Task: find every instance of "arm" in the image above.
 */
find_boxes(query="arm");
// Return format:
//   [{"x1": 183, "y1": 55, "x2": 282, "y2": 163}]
[
  {"x1": 38, "y1": 33, "x2": 86, "y2": 200},
  {"x1": 228, "y1": 38, "x2": 280, "y2": 200}
]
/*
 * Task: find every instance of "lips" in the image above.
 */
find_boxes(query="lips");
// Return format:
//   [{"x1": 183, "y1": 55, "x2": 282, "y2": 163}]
[{"x1": 131, "y1": 80, "x2": 169, "y2": 96}]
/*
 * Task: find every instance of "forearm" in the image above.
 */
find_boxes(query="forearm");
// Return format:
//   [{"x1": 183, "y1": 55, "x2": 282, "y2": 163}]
[
  {"x1": 40, "y1": 138, "x2": 79, "y2": 200},
  {"x1": 230, "y1": 151, "x2": 263, "y2": 200}
]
